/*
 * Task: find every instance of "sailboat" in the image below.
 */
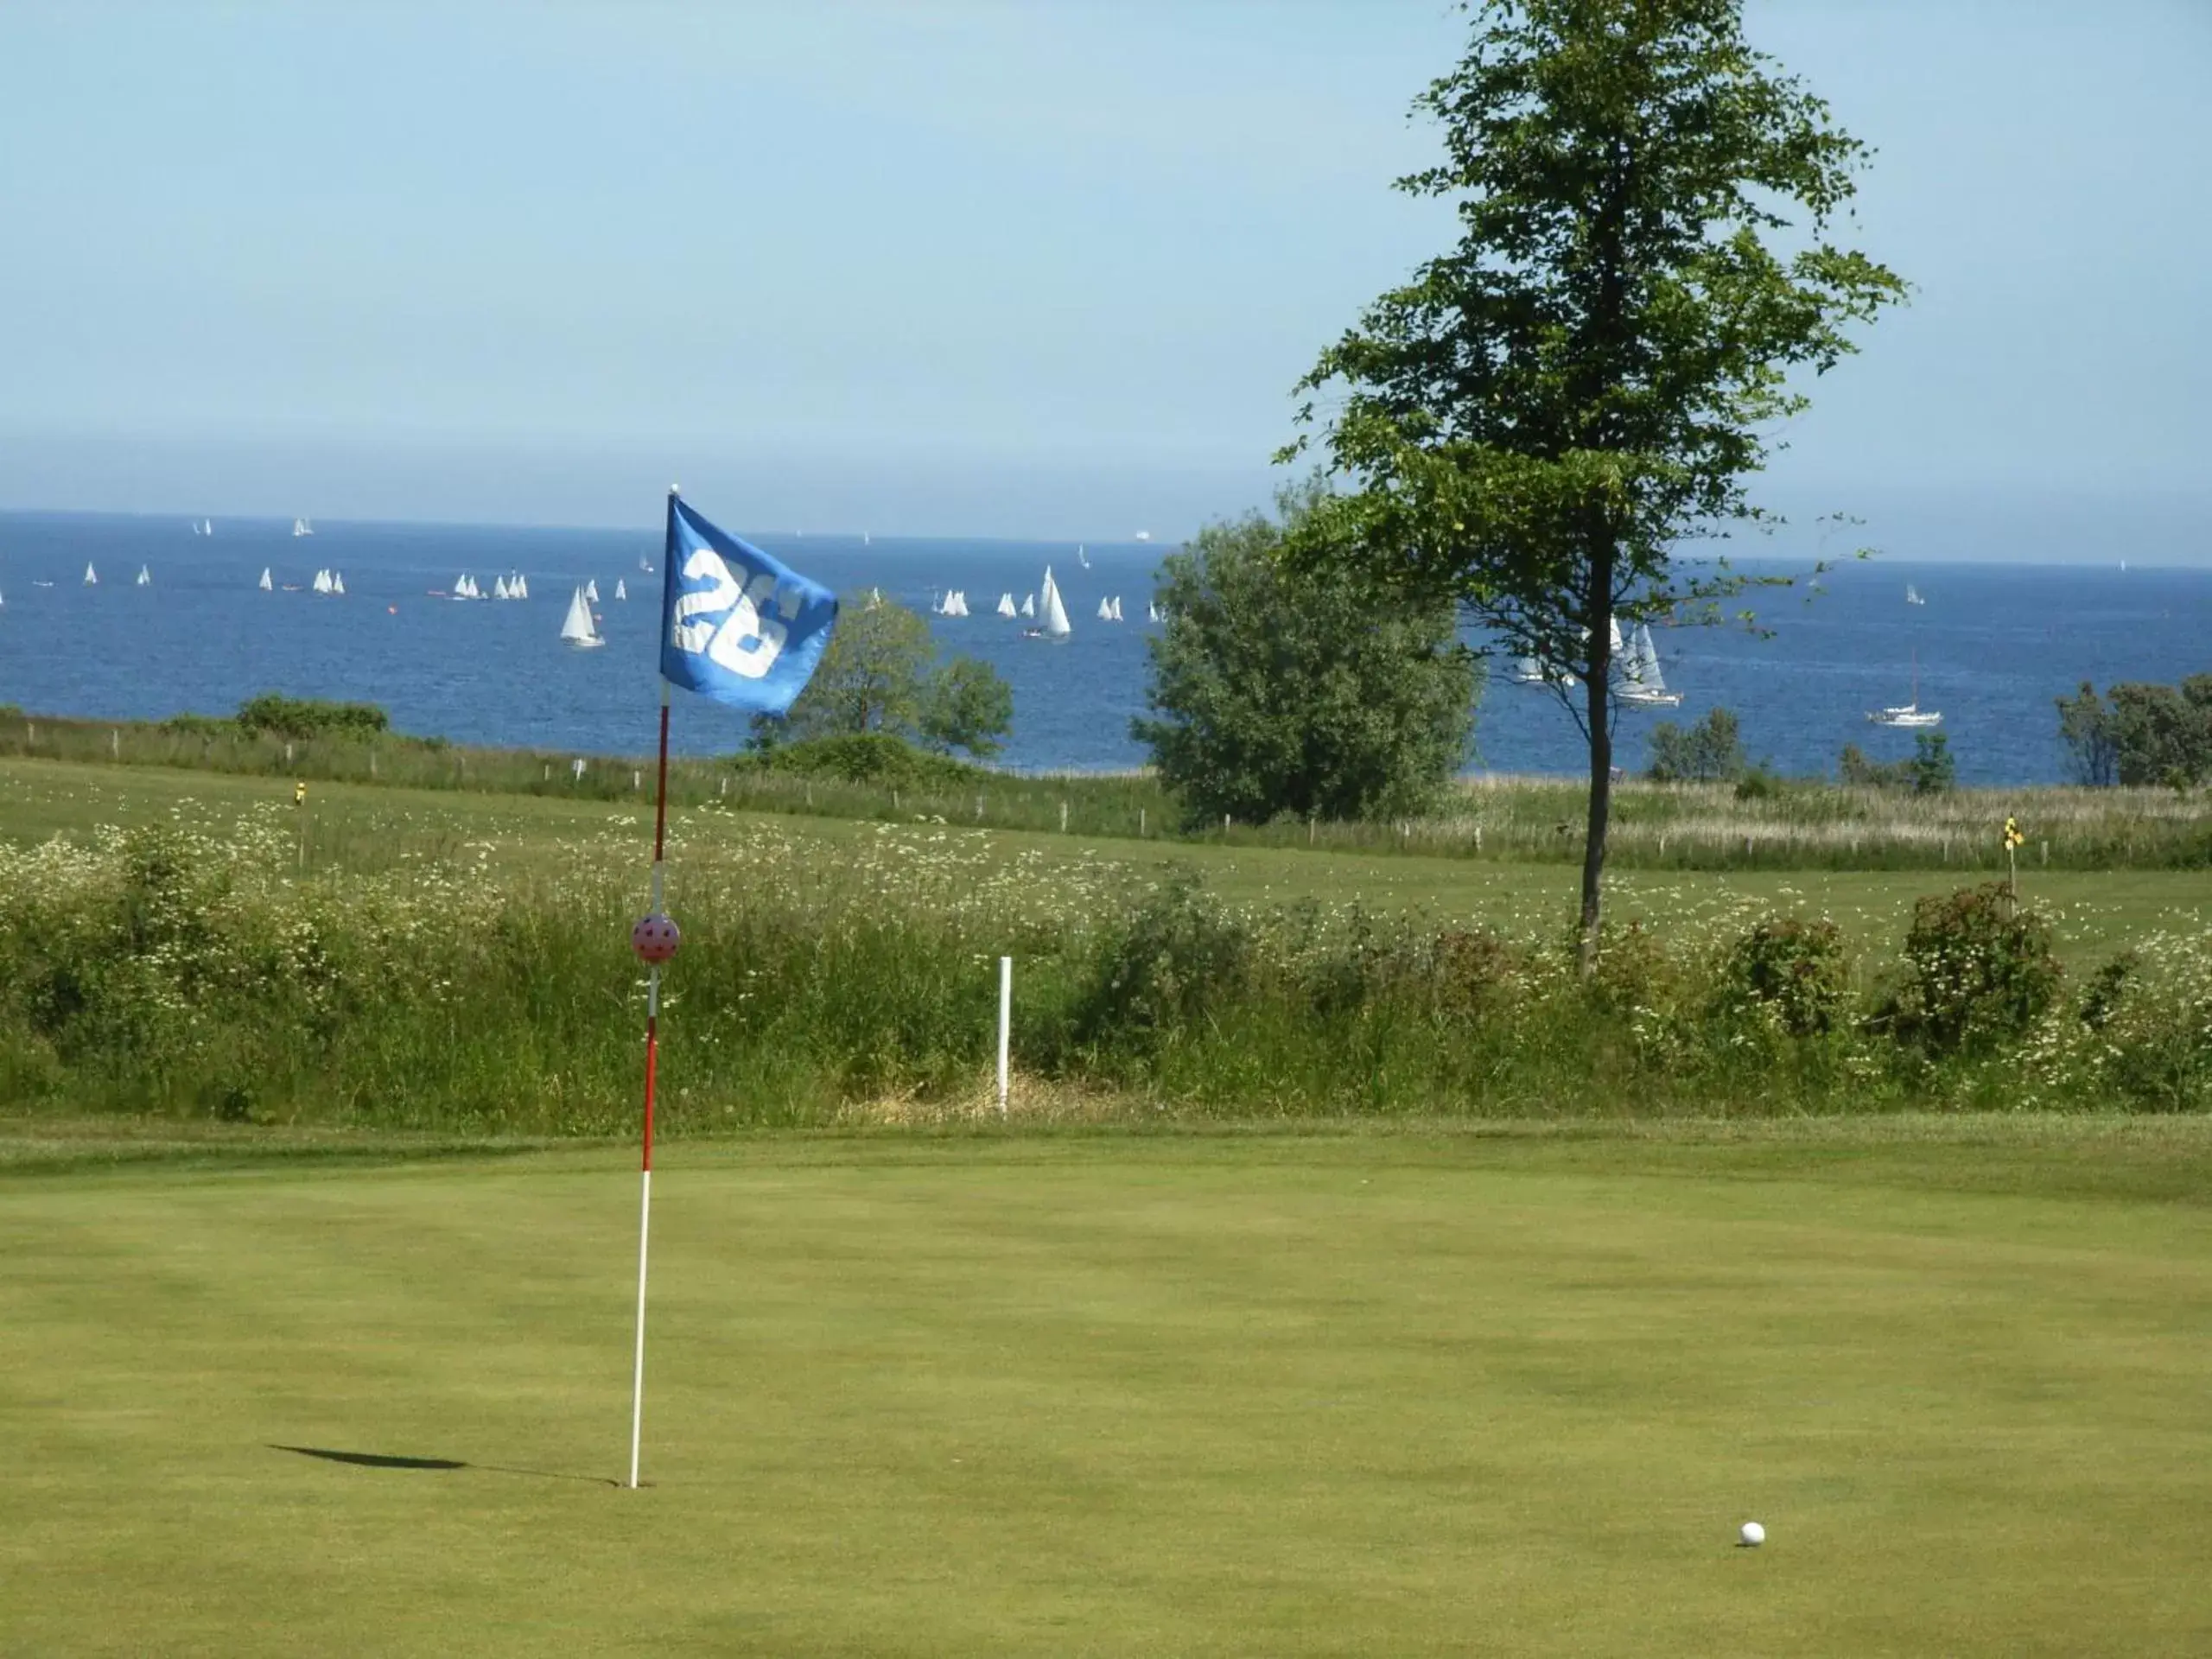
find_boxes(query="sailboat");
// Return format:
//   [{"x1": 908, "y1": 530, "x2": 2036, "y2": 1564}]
[
  {"x1": 1905, "y1": 583, "x2": 1925, "y2": 606},
  {"x1": 493, "y1": 575, "x2": 512, "y2": 601},
  {"x1": 1020, "y1": 593, "x2": 1035, "y2": 619},
  {"x1": 293, "y1": 518, "x2": 314, "y2": 537},
  {"x1": 331, "y1": 571, "x2": 345, "y2": 596},
  {"x1": 255, "y1": 568, "x2": 271, "y2": 592},
  {"x1": 136, "y1": 564, "x2": 151, "y2": 586},
  {"x1": 202, "y1": 518, "x2": 213, "y2": 537},
  {"x1": 311, "y1": 569, "x2": 330, "y2": 594},
  {"x1": 1109, "y1": 596, "x2": 1123, "y2": 622},
  {"x1": 614, "y1": 579, "x2": 626, "y2": 601},
  {"x1": 1866, "y1": 651, "x2": 1941, "y2": 728},
  {"x1": 511, "y1": 573, "x2": 529, "y2": 600},
  {"x1": 1077, "y1": 544, "x2": 1090, "y2": 569},
  {"x1": 996, "y1": 592, "x2": 1016, "y2": 618},
  {"x1": 1147, "y1": 601, "x2": 1160, "y2": 623},
  {"x1": 1617, "y1": 623, "x2": 1681, "y2": 708},
  {"x1": 1096, "y1": 596, "x2": 1114, "y2": 621},
  {"x1": 639, "y1": 554, "x2": 653, "y2": 574},
  {"x1": 1031, "y1": 567, "x2": 1071, "y2": 639},
  {"x1": 584, "y1": 579, "x2": 600, "y2": 604},
  {"x1": 560, "y1": 585, "x2": 604, "y2": 648},
  {"x1": 1512, "y1": 651, "x2": 1580, "y2": 690}
]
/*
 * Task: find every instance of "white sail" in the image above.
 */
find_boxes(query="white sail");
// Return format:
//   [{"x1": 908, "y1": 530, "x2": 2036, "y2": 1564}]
[
  {"x1": 1021, "y1": 593, "x2": 1035, "y2": 618},
  {"x1": 1147, "y1": 601, "x2": 1160, "y2": 623},
  {"x1": 1905, "y1": 583, "x2": 1924, "y2": 606},
  {"x1": 639, "y1": 554, "x2": 652, "y2": 574},
  {"x1": 560, "y1": 585, "x2": 603, "y2": 647},
  {"x1": 293, "y1": 518, "x2": 313, "y2": 537},
  {"x1": 84, "y1": 563, "x2": 98, "y2": 585},
  {"x1": 257, "y1": 568, "x2": 273, "y2": 591},
  {"x1": 1109, "y1": 596, "x2": 1123, "y2": 621},
  {"x1": 584, "y1": 579, "x2": 599, "y2": 604},
  {"x1": 312, "y1": 569, "x2": 331, "y2": 594},
  {"x1": 204, "y1": 519, "x2": 213, "y2": 537},
  {"x1": 1039, "y1": 568, "x2": 1071, "y2": 637},
  {"x1": 1618, "y1": 623, "x2": 1680, "y2": 706},
  {"x1": 1077, "y1": 544, "x2": 1090, "y2": 569},
  {"x1": 1096, "y1": 596, "x2": 1113, "y2": 620},
  {"x1": 137, "y1": 565, "x2": 151, "y2": 586},
  {"x1": 331, "y1": 571, "x2": 345, "y2": 596},
  {"x1": 1608, "y1": 615, "x2": 1624, "y2": 655},
  {"x1": 513, "y1": 574, "x2": 529, "y2": 600},
  {"x1": 614, "y1": 579, "x2": 626, "y2": 601},
  {"x1": 995, "y1": 593, "x2": 1015, "y2": 618},
  {"x1": 493, "y1": 575, "x2": 512, "y2": 601},
  {"x1": 953, "y1": 590, "x2": 970, "y2": 617}
]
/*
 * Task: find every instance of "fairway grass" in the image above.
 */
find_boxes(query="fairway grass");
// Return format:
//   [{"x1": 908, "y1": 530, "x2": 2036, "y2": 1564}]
[{"x1": 4, "y1": 1124, "x2": 2209, "y2": 1655}]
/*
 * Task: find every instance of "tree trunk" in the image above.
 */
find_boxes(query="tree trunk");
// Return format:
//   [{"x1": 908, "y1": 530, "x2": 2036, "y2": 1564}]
[{"x1": 1578, "y1": 572, "x2": 1613, "y2": 978}]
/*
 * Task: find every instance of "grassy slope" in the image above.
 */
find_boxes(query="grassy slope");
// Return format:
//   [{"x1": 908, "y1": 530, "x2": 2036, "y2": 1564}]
[
  {"x1": 3, "y1": 1123, "x2": 2209, "y2": 1656},
  {"x1": 3, "y1": 756, "x2": 2202, "y2": 967}
]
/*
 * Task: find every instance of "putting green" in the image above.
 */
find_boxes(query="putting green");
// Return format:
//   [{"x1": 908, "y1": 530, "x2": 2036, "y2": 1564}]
[{"x1": 3, "y1": 1126, "x2": 2209, "y2": 1654}]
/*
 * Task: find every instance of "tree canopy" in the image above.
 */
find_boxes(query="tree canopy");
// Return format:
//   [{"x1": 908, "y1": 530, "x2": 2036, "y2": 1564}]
[
  {"x1": 2056, "y1": 677, "x2": 2212, "y2": 788},
  {"x1": 772, "y1": 596, "x2": 1014, "y2": 760},
  {"x1": 1284, "y1": 0, "x2": 1902, "y2": 963},
  {"x1": 1133, "y1": 484, "x2": 1479, "y2": 828}
]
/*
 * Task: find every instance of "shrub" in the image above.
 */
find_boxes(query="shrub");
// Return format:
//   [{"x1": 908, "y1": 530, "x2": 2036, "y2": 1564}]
[
  {"x1": 1068, "y1": 871, "x2": 1252, "y2": 1058},
  {"x1": 2074, "y1": 936, "x2": 2212, "y2": 1112},
  {"x1": 1876, "y1": 883, "x2": 2061, "y2": 1057},
  {"x1": 1908, "y1": 732, "x2": 1955, "y2": 795},
  {"x1": 1645, "y1": 707, "x2": 1747, "y2": 783},
  {"x1": 1719, "y1": 915, "x2": 1850, "y2": 1037},
  {"x1": 235, "y1": 694, "x2": 391, "y2": 741}
]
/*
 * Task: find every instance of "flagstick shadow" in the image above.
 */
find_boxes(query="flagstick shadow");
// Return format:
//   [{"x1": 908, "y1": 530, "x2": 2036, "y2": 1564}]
[{"x1": 270, "y1": 1445, "x2": 621, "y2": 1486}]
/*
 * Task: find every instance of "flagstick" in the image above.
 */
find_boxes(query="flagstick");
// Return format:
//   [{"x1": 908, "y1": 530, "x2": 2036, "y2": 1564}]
[{"x1": 628, "y1": 674, "x2": 673, "y2": 1491}]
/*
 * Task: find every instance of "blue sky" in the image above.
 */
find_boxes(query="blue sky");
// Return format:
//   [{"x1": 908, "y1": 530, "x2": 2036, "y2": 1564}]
[{"x1": 2, "y1": 1, "x2": 2208, "y2": 553}]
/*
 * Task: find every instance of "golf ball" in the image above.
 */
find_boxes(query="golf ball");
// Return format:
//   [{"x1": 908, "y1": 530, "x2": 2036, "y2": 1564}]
[{"x1": 1739, "y1": 1522, "x2": 1766, "y2": 1548}]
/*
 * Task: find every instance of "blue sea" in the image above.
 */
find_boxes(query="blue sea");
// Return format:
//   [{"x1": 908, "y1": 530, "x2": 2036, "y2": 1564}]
[{"x1": 2, "y1": 510, "x2": 2206, "y2": 785}]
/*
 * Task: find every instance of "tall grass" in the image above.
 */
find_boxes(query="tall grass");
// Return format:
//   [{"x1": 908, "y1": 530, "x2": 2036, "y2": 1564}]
[
  {"x1": 2, "y1": 806, "x2": 2205, "y2": 1132},
  {"x1": 1, "y1": 708, "x2": 2205, "y2": 870}
]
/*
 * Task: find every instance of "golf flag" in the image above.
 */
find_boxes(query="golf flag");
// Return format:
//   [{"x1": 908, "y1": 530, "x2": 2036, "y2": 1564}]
[{"x1": 659, "y1": 494, "x2": 839, "y2": 714}]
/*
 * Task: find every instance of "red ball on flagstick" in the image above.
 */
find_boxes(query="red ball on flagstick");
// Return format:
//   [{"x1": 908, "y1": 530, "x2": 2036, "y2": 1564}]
[{"x1": 631, "y1": 912, "x2": 681, "y2": 964}]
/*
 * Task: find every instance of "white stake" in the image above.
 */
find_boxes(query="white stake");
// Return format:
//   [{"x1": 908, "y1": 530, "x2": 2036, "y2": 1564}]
[{"x1": 996, "y1": 957, "x2": 1012, "y2": 1117}]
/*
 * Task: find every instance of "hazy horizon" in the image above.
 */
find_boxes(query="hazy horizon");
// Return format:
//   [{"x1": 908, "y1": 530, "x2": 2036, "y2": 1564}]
[{"x1": 3, "y1": 2, "x2": 2208, "y2": 556}]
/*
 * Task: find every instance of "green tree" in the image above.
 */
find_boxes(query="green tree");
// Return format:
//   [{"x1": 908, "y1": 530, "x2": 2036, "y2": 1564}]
[
  {"x1": 774, "y1": 595, "x2": 1014, "y2": 760},
  {"x1": 1133, "y1": 485, "x2": 1479, "y2": 828},
  {"x1": 2105, "y1": 677, "x2": 2212, "y2": 787},
  {"x1": 2055, "y1": 681, "x2": 2118, "y2": 786},
  {"x1": 1838, "y1": 742, "x2": 1908, "y2": 789},
  {"x1": 1282, "y1": 0, "x2": 1903, "y2": 968},
  {"x1": 921, "y1": 658, "x2": 1015, "y2": 759},
  {"x1": 1643, "y1": 706, "x2": 1745, "y2": 782},
  {"x1": 1907, "y1": 730, "x2": 1955, "y2": 795}
]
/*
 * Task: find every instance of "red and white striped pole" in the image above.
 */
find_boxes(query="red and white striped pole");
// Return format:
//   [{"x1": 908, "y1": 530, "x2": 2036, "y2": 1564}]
[{"x1": 626, "y1": 672, "x2": 679, "y2": 1489}]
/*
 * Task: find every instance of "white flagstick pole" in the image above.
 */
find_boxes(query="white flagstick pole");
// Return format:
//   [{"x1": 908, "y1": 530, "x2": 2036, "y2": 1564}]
[
  {"x1": 629, "y1": 675, "x2": 672, "y2": 1489},
  {"x1": 627, "y1": 497, "x2": 682, "y2": 1491}
]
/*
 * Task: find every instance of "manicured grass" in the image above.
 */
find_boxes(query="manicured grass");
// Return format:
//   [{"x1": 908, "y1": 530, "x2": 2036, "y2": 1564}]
[
  {"x1": 3, "y1": 755, "x2": 2203, "y2": 967},
  {"x1": 4, "y1": 1122, "x2": 2209, "y2": 1654}
]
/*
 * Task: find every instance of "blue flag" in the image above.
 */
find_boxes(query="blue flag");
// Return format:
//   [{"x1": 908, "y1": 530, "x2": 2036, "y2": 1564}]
[{"x1": 658, "y1": 495, "x2": 839, "y2": 715}]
